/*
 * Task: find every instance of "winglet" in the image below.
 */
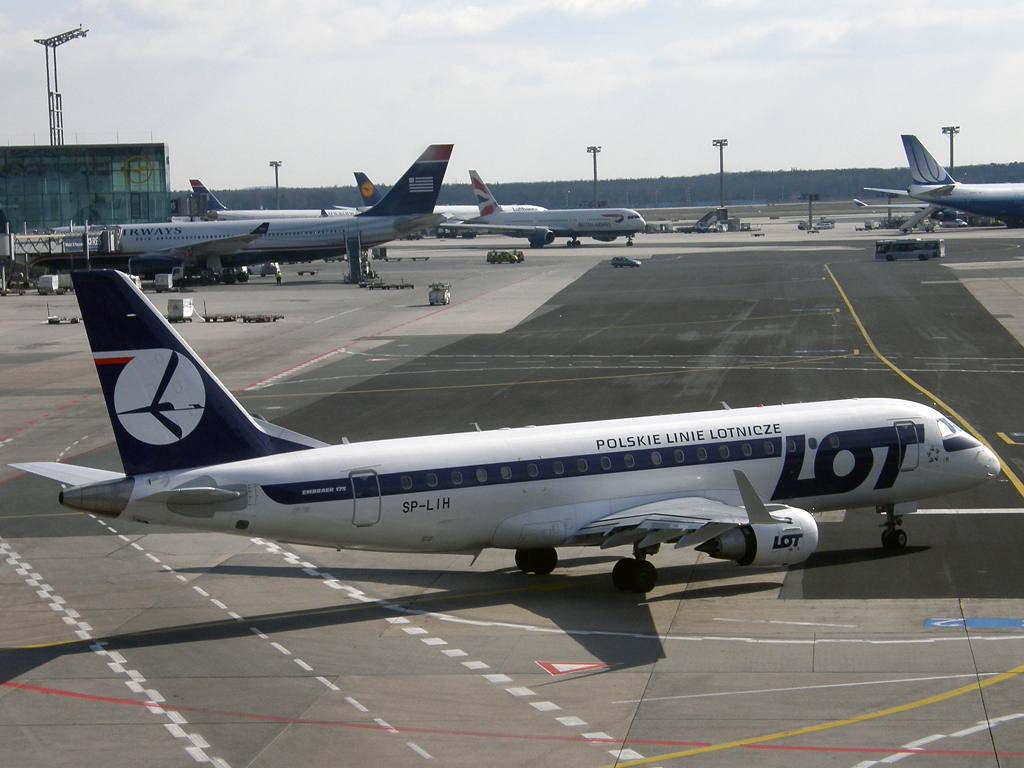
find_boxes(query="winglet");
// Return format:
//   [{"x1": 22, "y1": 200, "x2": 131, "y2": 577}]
[
  {"x1": 733, "y1": 470, "x2": 776, "y2": 525},
  {"x1": 901, "y1": 135, "x2": 955, "y2": 185}
]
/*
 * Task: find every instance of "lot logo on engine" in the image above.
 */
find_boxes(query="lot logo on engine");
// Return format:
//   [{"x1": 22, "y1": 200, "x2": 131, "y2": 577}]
[
  {"x1": 772, "y1": 533, "x2": 803, "y2": 549},
  {"x1": 113, "y1": 349, "x2": 205, "y2": 445}
]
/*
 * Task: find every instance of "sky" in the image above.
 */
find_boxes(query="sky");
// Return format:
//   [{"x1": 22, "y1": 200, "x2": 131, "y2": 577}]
[{"x1": 2, "y1": 1, "x2": 1024, "y2": 192}]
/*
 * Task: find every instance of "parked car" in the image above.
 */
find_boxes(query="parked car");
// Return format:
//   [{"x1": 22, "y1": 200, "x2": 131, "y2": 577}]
[{"x1": 611, "y1": 256, "x2": 641, "y2": 268}]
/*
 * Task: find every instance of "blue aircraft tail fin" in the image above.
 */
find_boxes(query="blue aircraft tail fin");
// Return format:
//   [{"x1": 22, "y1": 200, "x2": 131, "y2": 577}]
[
  {"x1": 354, "y1": 172, "x2": 384, "y2": 207},
  {"x1": 901, "y1": 135, "x2": 955, "y2": 185},
  {"x1": 189, "y1": 179, "x2": 228, "y2": 211},
  {"x1": 71, "y1": 270, "x2": 322, "y2": 476},
  {"x1": 358, "y1": 144, "x2": 453, "y2": 218}
]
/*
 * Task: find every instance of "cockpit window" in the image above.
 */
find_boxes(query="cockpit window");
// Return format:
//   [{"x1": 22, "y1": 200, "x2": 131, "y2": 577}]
[{"x1": 936, "y1": 418, "x2": 962, "y2": 438}]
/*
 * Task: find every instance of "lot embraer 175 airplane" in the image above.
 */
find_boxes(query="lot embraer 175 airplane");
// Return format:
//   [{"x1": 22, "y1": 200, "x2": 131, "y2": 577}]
[
  {"x1": 458, "y1": 171, "x2": 645, "y2": 247},
  {"x1": 188, "y1": 180, "x2": 359, "y2": 220},
  {"x1": 12, "y1": 271, "x2": 1001, "y2": 593},
  {"x1": 867, "y1": 135, "x2": 1024, "y2": 230}
]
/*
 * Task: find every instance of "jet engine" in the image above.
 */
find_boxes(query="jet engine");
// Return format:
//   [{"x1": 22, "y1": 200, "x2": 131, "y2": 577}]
[
  {"x1": 695, "y1": 506, "x2": 818, "y2": 566},
  {"x1": 528, "y1": 229, "x2": 555, "y2": 248}
]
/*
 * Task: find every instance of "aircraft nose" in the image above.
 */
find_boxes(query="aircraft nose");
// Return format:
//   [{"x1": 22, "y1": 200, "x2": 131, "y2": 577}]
[{"x1": 977, "y1": 445, "x2": 1002, "y2": 479}]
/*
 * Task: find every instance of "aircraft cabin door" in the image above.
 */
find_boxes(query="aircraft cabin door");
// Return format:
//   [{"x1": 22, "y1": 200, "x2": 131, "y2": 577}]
[
  {"x1": 350, "y1": 471, "x2": 381, "y2": 527},
  {"x1": 895, "y1": 421, "x2": 920, "y2": 472}
]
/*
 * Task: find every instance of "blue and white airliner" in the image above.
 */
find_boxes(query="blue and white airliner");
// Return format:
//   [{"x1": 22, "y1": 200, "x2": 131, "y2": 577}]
[{"x1": 12, "y1": 271, "x2": 1000, "y2": 593}]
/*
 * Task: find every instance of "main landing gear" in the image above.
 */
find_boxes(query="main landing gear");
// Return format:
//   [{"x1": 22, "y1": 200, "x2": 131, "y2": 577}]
[
  {"x1": 515, "y1": 547, "x2": 558, "y2": 575},
  {"x1": 566, "y1": 238, "x2": 582, "y2": 247},
  {"x1": 626, "y1": 236, "x2": 634, "y2": 246},
  {"x1": 877, "y1": 504, "x2": 908, "y2": 550},
  {"x1": 611, "y1": 543, "x2": 659, "y2": 593}
]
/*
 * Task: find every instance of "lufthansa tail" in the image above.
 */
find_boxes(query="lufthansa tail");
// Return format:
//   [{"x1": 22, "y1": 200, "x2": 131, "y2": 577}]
[
  {"x1": 353, "y1": 172, "x2": 384, "y2": 207},
  {"x1": 70, "y1": 270, "x2": 324, "y2": 476},
  {"x1": 902, "y1": 135, "x2": 956, "y2": 186},
  {"x1": 358, "y1": 144, "x2": 453, "y2": 218}
]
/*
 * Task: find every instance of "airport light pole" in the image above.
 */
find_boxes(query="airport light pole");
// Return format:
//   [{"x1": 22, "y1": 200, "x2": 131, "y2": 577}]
[
  {"x1": 587, "y1": 146, "x2": 601, "y2": 208},
  {"x1": 941, "y1": 126, "x2": 960, "y2": 173},
  {"x1": 713, "y1": 139, "x2": 728, "y2": 209},
  {"x1": 34, "y1": 25, "x2": 88, "y2": 146},
  {"x1": 269, "y1": 161, "x2": 282, "y2": 209},
  {"x1": 801, "y1": 193, "x2": 819, "y2": 229}
]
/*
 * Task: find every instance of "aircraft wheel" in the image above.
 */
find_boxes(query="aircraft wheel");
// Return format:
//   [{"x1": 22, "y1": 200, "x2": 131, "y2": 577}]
[
  {"x1": 515, "y1": 549, "x2": 534, "y2": 573},
  {"x1": 532, "y1": 548, "x2": 558, "y2": 575},
  {"x1": 631, "y1": 561, "x2": 658, "y2": 593},
  {"x1": 881, "y1": 529, "x2": 893, "y2": 549},
  {"x1": 612, "y1": 558, "x2": 636, "y2": 591},
  {"x1": 892, "y1": 529, "x2": 908, "y2": 549}
]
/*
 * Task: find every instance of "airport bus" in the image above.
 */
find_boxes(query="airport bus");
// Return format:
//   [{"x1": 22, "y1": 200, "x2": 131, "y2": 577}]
[{"x1": 875, "y1": 238, "x2": 944, "y2": 261}]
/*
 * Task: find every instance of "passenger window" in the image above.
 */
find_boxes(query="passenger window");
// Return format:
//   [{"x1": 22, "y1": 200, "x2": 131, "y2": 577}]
[
  {"x1": 501, "y1": 466, "x2": 512, "y2": 480},
  {"x1": 674, "y1": 449, "x2": 684, "y2": 463},
  {"x1": 697, "y1": 447, "x2": 708, "y2": 461},
  {"x1": 527, "y1": 464, "x2": 538, "y2": 478},
  {"x1": 553, "y1": 461, "x2": 564, "y2": 475},
  {"x1": 741, "y1": 443, "x2": 752, "y2": 457},
  {"x1": 426, "y1": 473, "x2": 437, "y2": 488},
  {"x1": 719, "y1": 445, "x2": 730, "y2": 459},
  {"x1": 452, "y1": 471, "x2": 463, "y2": 485},
  {"x1": 829, "y1": 435, "x2": 840, "y2": 449},
  {"x1": 786, "y1": 439, "x2": 796, "y2": 453},
  {"x1": 476, "y1": 468, "x2": 487, "y2": 483},
  {"x1": 577, "y1": 458, "x2": 588, "y2": 472},
  {"x1": 651, "y1": 451, "x2": 662, "y2": 466},
  {"x1": 600, "y1": 456, "x2": 611, "y2": 470},
  {"x1": 808, "y1": 437, "x2": 818, "y2": 449},
  {"x1": 764, "y1": 441, "x2": 775, "y2": 455},
  {"x1": 401, "y1": 476, "x2": 412, "y2": 490},
  {"x1": 624, "y1": 454, "x2": 635, "y2": 468}
]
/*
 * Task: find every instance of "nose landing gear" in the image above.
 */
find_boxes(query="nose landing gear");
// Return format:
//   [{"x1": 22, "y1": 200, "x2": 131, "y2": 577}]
[{"x1": 877, "y1": 504, "x2": 908, "y2": 550}]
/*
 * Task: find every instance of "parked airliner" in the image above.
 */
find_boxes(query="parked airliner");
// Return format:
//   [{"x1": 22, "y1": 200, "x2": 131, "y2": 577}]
[
  {"x1": 12, "y1": 271, "x2": 1001, "y2": 593},
  {"x1": 31, "y1": 145, "x2": 452, "y2": 278},
  {"x1": 460, "y1": 171, "x2": 645, "y2": 247},
  {"x1": 188, "y1": 180, "x2": 359, "y2": 220},
  {"x1": 867, "y1": 135, "x2": 1024, "y2": 230}
]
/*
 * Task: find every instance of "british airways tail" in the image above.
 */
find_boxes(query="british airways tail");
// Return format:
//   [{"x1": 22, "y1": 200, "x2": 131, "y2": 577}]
[
  {"x1": 358, "y1": 144, "x2": 453, "y2": 218},
  {"x1": 353, "y1": 172, "x2": 384, "y2": 207},
  {"x1": 189, "y1": 179, "x2": 228, "y2": 212},
  {"x1": 70, "y1": 270, "x2": 325, "y2": 476},
  {"x1": 469, "y1": 170, "x2": 503, "y2": 217},
  {"x1": 902, "y1": 135, "x2": 956, "y2": 186}
]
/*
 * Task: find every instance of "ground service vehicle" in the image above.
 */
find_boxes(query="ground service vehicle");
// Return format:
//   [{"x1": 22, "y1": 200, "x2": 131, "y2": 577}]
[
  {"x1": 875, "y1": 239, "x2": 944, "y2": 261},
  {"x1": 487, "y1": 249, "x2": 524, "y2": 264},
  {"x1": 429, "y1": 283, "x2": 451, "y2": 305}
]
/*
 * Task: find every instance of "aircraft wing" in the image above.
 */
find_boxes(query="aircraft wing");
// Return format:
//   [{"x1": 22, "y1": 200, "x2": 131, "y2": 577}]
[
  {"x1": 853, "y1": 198, "x2": 926, "y2": 209},
  {"x1": 448, "y1": 221, "x2": 552, "y2": 237},
  {"x1": 10, "y1": 462, "x2": 125, "y2": 486},
  {"x1": 569, "y1": 470, "x2": 790, "y2": 551},
  {"x1": 148, "y1": 222, "x2": 270, "y2": 260}
]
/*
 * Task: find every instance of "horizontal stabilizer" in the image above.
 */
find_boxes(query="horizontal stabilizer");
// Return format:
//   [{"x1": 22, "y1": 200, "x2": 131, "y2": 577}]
[{"x1": 10, "y1": 462, "x2": 124, "y2": 486}]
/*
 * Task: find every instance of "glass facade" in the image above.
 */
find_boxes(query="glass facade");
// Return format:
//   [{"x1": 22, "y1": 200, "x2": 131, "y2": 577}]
[{"x1": 0, "y1": 143, "x2": 170, "y2": 232}]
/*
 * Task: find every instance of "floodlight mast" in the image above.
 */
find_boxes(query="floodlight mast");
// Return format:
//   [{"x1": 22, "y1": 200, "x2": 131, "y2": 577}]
[
  {"x1": 586, "y1": 146, "x2": 601, "y2": 207},
  {"x1": 941, "y1": 126, "x2": 960, "y2": 173},
  {"x1": 270, "y1": 161, "x2": 283, "y2": 209},
  {"x1": 712, "y1": 139, "x2": 728, "y2": 209},
  {"x1": 34, "y1": 25, "x2": 88, "y2": 146}
]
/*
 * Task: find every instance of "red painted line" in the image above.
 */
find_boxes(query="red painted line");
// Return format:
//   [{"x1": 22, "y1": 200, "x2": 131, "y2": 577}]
[
  {"x1": 2, "y1": 681, "x2": 1022, "y2": 757},
  {"x1": 94, "y1": 357, "x2": 133, "y2": 366}
]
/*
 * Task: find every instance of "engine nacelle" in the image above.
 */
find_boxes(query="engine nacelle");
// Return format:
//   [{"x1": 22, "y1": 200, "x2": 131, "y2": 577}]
[
  {"x1": 695, "y1": 506, "x2": 818, "y2": 566},
  {"x1": 592, "y1": 234, "x2": 618, "y2": 242},
  {"x1": 528, "y1": 229, "x2": 555, "y2": 248}
]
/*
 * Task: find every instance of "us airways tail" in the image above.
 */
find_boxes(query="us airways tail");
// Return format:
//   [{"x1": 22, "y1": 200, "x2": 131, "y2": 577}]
[
  {"x1": 469, "y1": 170, "x2": 503, "y2": 216},
  {"x1": 189, "y1": 180, "x2": 229, "y2": 212},
  {"x1": 358, "y1": 144, "x2": 453, "y2": 218},
  {"x1": 354, "y1": 172, "x2": 384, "y2": 207},
  {"x1": 65, "y1": 270, "x2": 325, "y2": 477},
  {"x1": 902, "y1": 135, "x2": 956, "y2": 186}
]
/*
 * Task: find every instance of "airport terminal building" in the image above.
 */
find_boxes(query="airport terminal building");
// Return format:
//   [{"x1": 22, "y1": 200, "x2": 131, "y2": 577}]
[{"x1": 0, "y1": 143, "x2": 170, "y2": 232}]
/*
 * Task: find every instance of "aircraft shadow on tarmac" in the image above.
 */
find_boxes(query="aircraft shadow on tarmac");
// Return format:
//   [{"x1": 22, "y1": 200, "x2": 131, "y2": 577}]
[{"x1": 797, "y1": 545, "x2": 930, "y2": 569}]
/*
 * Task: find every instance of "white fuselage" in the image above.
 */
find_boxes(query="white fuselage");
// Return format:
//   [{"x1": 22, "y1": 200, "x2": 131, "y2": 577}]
[
  {"x1": 206, "y1": 208, "x2": 358, "y2": 221},
  {"x1": 908, "y1": 183, "x2": 1024, "y2": 226},
  {"x1": 117, "y1": 398, "x2": 998, "y2": 553},
  {"x1": 117, "y1": 213, "x2": 441, "y2": 267},
  {"x1": 472, "y1": 208, "x2": 646, "y2": 238}
]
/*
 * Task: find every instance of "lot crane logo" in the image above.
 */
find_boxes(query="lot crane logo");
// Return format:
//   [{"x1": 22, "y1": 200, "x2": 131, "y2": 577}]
[{"x1": 112, "y1": 349, "x2": 205, "y2": 445}]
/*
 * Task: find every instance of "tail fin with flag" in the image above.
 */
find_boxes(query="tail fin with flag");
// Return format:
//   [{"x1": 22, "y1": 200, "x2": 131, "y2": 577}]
[
  {"x1": 901, "y1": 135, "x2": 956, "y2": 185},
  {"x1": 358, "y1": 144, "x2": 452, "y2": 218}
]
